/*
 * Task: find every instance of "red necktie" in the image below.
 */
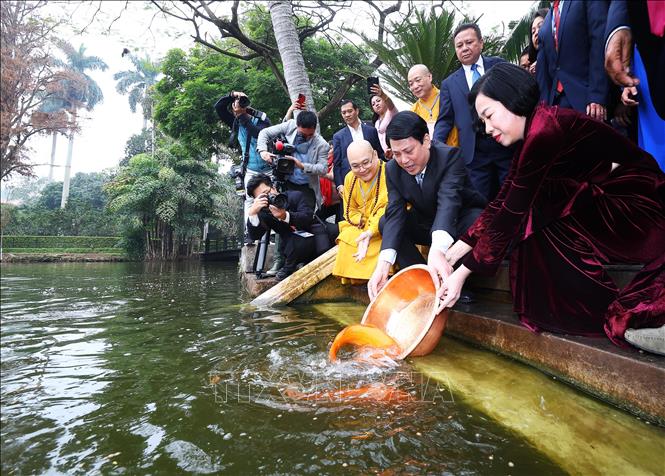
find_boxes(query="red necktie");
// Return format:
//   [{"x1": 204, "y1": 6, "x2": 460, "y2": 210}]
[{"x1": 553, "y1": 0, "x2": 564, "y2": 93}]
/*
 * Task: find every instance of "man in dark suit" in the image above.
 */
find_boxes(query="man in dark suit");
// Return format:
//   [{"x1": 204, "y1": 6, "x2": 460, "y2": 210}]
[
  {"x1": 368, "y1": 111, "x2": 486, "y2": 301},
  {"x1": 433, "y1": 23, "x2": 513, "y2": 201},
  {"x1": 332, "y1": 99, "x2": 384, "y2": 198},
  {"x1": 246, "y1": 174, "x2": 321, "y2": 281},
  {"x1": 537, "y1": 0, "x2": 609, "y2": 119}
]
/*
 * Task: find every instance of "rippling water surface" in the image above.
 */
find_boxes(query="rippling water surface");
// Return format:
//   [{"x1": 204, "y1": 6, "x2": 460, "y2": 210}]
[{"x1": 1, "y1": 262, "x2": 657, "y2": 475}]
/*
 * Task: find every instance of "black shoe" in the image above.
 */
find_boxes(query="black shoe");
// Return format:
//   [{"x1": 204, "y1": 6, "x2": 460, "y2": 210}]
[
  {"x1": 275, "y1": 266, "x2": 294, "y2": 282},
  {"x1": 458, "y1": 289, "x2": 475, "y2": 305}
]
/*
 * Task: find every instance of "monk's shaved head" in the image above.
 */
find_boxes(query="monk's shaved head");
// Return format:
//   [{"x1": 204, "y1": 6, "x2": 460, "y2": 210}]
[
  {"x1": 407, "y1": 64, "x2": 433, "y2": 99},
  {"x1": 408, "y1": 64, "x2": 431, "y2": 77},
  {"x1": 347, "y1": 140, "x2": 374, "y2": 160}
]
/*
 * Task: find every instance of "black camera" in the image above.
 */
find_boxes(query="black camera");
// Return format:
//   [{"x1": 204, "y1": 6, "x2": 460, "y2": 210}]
[
  {"x1": 229, "y1": 165, "x2": 244, "y2": 191},
  {"x1": 237, "y1": 95, "x2": 251, "y2": 108},
  {"x1": 267, "y1": 192, "x2": 288, "y2": 209},
  {"x1": 268, "y1": 138, "x2": 296, "y2": 181}
]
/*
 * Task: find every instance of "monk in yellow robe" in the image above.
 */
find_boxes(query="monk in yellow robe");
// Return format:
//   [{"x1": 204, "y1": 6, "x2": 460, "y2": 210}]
[{"x1": 333, "y1": 140, "x2": 388, "y2": 282}]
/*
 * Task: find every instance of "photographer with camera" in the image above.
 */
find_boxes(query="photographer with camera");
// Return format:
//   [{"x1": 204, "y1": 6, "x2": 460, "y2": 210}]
[
  {"x1": 246, "y1": 174, "x2": 320, "y2": 281},
  {"x1": 215, "y1": 91, "x2": 272, "y2": 244},
  {"x1": 257, "y1": 110, "x2": 329, "y2": 211}
]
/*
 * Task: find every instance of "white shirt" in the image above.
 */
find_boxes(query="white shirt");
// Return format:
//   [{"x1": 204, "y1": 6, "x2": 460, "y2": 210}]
[
  {"x1": 462, "y1": 56, "x2": 485, "y2": 90},
  {"x1": 347, "y1": 122, "x2": 364, "y2": 142}
]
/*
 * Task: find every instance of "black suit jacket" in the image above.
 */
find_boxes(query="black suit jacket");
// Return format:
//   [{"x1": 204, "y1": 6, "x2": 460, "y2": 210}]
[
  {"x1": 246, "y1": 190, "x2": 313, "y2": 241},
  {"x1": 605, "y1": 0, "x2": 665, "y2": 119},
  {"x1": 381, "y1": 142, "x2": 486, "y2": 251},
  {"x1": 332, "y1": 123, "x2": 385, "y2": 188},
  {"x1": 433, "y1": 56, "x2": 507, "y2": 165}
]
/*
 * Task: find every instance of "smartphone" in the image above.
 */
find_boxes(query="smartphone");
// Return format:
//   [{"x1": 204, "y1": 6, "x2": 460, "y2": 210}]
[
  {"x1": 367, "y1": 76, "x2": 380, "y2": 95},
  {"x1": 297, "y1": 93, "x2": 306, "y2": 106}
]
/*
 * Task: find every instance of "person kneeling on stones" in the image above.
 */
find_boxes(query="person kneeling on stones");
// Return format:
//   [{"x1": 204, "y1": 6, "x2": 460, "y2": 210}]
[
  {"x1": 246, "y1": 174, "x2": 330, "y2": 282},
  {"x1": 332, "y1": 140, "x2": 388, "y2": 284}
]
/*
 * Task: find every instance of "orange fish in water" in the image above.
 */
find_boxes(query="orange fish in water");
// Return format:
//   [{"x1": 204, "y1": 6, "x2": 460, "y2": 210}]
[
  {"x1": 283, "y1": 382, "x2": 413, "y2": 403},
  {"x1": 328, "y1": 324, "x2": 402, "y2": 362}
]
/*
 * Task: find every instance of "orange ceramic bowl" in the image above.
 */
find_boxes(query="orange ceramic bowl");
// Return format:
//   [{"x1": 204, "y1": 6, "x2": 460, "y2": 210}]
[{"x1": 361, "y1": 264, "x2": 448, "y2": 359}]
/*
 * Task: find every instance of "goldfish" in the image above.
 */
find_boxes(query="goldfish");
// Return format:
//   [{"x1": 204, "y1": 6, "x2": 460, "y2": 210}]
[
  {"x1": 283, "y1": 382, "x2": 413, "y2": 403},
  {"x1": 328, "y1": 324, "x2": 402, "y2": 362}
]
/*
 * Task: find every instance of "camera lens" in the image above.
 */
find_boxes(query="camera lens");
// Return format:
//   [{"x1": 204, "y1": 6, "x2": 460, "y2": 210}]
[{"x1": 238, "y1": 96, "x2": 250, "y2": 108}]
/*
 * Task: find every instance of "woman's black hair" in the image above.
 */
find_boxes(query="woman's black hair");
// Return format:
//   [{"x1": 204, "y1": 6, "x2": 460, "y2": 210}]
[
  {"x1": 370, "y1": 94, "x2": 380, "y2": 124},
  {"x1": 468, "y1": 63, "x2": 540, "y2": 132},
  {"x1": 385, "y1": 111, "x2": 429, "y2": 146},
  {"x1": 528, "y1": 8, "x2": 549, "y2": 63},
  {"x1": 246, "y1": 173, "x2": 273, "y2": 198}
]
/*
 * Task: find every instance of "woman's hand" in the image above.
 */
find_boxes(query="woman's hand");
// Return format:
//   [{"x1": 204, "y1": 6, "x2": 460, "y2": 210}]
[
  {"x1": 353, "y1": 231, "x2": 372, "y2": 262},
  {"x1": 437, "y1": 265, "x2": 472, "y2": 312},
  {"x1": 445, "y1": 241, "x2": 473, "y2": 267},
  {"x1": 621, "y1": 86, "x2": 639, "y2": 107}
]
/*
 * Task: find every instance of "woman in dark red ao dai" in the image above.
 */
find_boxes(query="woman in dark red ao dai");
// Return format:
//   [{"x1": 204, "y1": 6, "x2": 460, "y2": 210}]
[{"x1": 441, "y1": 63, "x2": 665, "y2": 352}]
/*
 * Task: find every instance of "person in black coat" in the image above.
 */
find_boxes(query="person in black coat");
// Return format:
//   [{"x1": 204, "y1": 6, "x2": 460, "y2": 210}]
[
  {"x1": 367, "y1": 111, "x2": 486, "y2": 301},
  {"x1": 246, "y1": 174, "x2": 322, "y2": 281}
]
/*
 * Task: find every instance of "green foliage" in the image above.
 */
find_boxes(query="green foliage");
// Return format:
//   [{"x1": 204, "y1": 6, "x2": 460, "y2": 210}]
[
  {"x1": 153, "y1": 9, "x2": 375, "y2": 157},
  {"x1": 3, "y1": 247, "x2": 123, "y2": 254},
  {"x1": 3, "y1": 172, "x2": 122, "y2": 236},
  {"x1": 2, "y1": 235, "x2": 120, "y2": 248},
  {"x1": 106, "y1": 139, "x2": 241, "y2": 259},
  {"x1": 113, "y1": 53, "x2": 160, "y2": 119},
  {"x1": 122, "y1": 129, "x2": 154, "y2": 166}
]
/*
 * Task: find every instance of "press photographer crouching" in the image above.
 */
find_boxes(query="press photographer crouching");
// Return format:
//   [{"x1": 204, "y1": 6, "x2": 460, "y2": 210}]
[
  {"x1": 246, "y1": 174, "x2": 329, "y2": 281},
  {"x1": 257, "y1": 111, "x2": 329, "y2": 211}
]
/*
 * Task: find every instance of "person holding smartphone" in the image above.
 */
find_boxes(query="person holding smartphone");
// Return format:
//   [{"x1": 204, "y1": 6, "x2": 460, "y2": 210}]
[{"x1": 368, "y1": 79, "x2": 399, "y2": 157}]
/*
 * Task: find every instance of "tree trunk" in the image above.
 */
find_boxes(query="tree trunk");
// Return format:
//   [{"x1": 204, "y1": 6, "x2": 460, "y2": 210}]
[
  {"x1": 48, "y1": 132, "x2": 57, "y2": 182},
  {"x1": 268, "y1": 1, "x2": 314, "y2": 114},
  {"x1": 60, "y1": 110, "x2": 77, "y2": 209}
]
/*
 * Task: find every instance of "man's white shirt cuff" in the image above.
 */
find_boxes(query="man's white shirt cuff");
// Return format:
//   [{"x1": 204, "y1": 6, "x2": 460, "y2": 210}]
[
  {"x1": 605, "y1": 26, "x2": 631, "y2": 52},
  {"x1": 431, "y1": 230, "x2": 454, "y2": 253},
  {"x1": 248, "y1": 215, "x2": 260, "y2": 226},
  {"x1": 379, "y1": 249, "x2": 397, "y2": 265}
]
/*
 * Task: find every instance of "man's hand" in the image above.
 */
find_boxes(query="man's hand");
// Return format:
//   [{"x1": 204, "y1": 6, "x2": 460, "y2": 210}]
[
  {"x1": 368, "y1": 261, "x2": 391, "y2": 301},
  {"x1": 268, "y1": 205, "x2": 287, "y2": 221},
  {"x1": 586, "y1": 103, "x2": 607, "y2": 121},
  {"x1": 249, "y1": 194, "x2": 268, "y2": 216},
  {"x1": 528, "y1": 60, "x2": 537, "y2": 76},
  {"x1": 286, "y1": 156, "x2": 304, "y2": 170},
  {"x1": 260, "y1": 151, "x2": 274, "y2": 164},
  {"x1": 231, "y1": 99, "x2": 247, "y2": 117},
  {"x1": 621, "y1": 86, "x2": 639, "y2": 107},
  {"x1": 353, "y1": 231, "x2": 372, "y2": 262},
  {"x1": 385, "y1": 148, "x2": 393, "y2": 160},
  {"x1": 337, "y1": 185, "x2": 344, "y2": 198},
  {"x1": 445, "y1": 240, "x2": 473, "y2": 267},
  {"x1": 427, "y1": 249, "x2": 453, "y2": 299},
  {"x1": 438, "y1": 266, "x2": 472, "y2": 312},
  {"x1": 605, "y1": 29, "x2": 638, "y2": 88}
]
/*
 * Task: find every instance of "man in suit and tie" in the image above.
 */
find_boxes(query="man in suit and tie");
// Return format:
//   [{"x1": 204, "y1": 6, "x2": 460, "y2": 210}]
[
  {"x1": 332, "y1": 99, "x2": 384, "y2": 197},
  {"x1": 537, "y1": 0, "x2": 609, "y2": 120},
  {"x1": 433, "y1": 23, "x2": 513, "y2": 201},
  {"x1": 367, "y1": 111, "x2": 486, "y2": 301}
]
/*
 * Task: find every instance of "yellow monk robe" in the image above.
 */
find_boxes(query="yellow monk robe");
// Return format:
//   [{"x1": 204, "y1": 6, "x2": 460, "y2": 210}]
[
  {"x1": 332, "y1": 162, "x2": 388, "y2": 281},
  {"x1": 411, "y1": 85, "x2": 459, "y2": 147}
]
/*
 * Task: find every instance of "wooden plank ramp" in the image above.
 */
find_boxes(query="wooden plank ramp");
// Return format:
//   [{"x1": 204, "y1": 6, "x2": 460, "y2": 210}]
[{"x1": 250, "y1": 246, "x2": 338, "y2": 307}]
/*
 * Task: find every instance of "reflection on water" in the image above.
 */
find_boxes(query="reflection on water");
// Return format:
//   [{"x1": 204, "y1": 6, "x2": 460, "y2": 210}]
[{"x1": 0, "y1": 262, "x2": 661, "y2": 475}]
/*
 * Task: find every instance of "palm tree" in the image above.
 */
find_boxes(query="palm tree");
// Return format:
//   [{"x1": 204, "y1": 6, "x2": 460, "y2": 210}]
[
  {"x1": 54, "y1": 40, "x2": 108, "y2": 208},
  {"x1": 113, "y1": 53, "x2": 160, "y2": 130},
  {"x1": 268, "y1": 1, "x2": 314, "y2": 113}
]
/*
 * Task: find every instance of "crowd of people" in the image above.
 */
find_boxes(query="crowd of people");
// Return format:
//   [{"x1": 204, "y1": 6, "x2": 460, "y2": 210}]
[{"x1": 216, "y1": 1, "x2": 664, "y2": 355}]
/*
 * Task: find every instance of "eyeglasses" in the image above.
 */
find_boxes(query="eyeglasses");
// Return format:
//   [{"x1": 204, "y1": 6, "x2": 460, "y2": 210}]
[{"x1": 350, "y1": 158, "x2": 374, "y2": 171}]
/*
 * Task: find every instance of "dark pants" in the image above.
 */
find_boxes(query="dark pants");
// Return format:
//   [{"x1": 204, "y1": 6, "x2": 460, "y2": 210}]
[
  {"x1": 468, "y1": 135, "x2": 513, "y2": 202},
  {"x1": 379, "y1": 207, "x2": 483, "y2": 268},
  {"x1": 285, "y1": 182, "x2": 316, "y2": 211},
  {"x1": 279, "y1": 221, "x2": 334, "y2": 271}
]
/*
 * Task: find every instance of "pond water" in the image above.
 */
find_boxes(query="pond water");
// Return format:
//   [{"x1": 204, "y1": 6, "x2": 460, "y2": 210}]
[{"x1": 1, "y1": 262, "x2": 663, "y2": 475}]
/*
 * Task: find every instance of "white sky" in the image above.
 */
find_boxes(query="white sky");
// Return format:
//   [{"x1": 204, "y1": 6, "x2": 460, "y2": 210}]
[{"x1": 19, "y1": 1, "x2": 533, "y2": 182}]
